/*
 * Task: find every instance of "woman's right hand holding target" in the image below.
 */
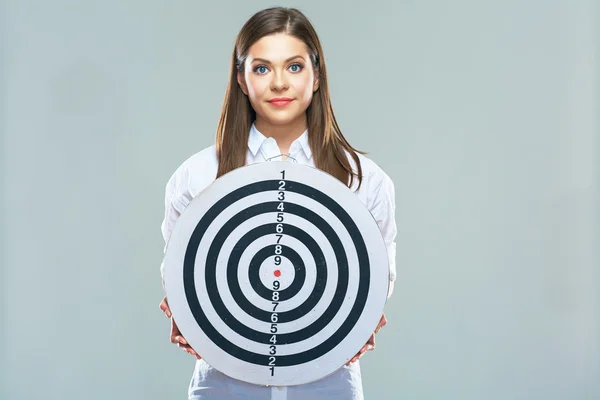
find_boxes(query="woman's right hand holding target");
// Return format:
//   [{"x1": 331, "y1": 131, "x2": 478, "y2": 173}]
[{"x1": 159, "y1": 297, "x2": 202, "y2": 360}]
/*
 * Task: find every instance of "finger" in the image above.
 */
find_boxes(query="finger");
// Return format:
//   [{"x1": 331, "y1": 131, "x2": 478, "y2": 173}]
[
  {"x1": 170, "y1": 331, "x2": 184, "y2": 345},
  {"x1": 349, "y1": 354, "x2": 360, "y2": 364},
  {"x1": 190, "y1": 349, "x2": 202, "y2": 359},
  {"x1": 174, "y1": 335, "x2": 188, "y2": 345},
  {"x1": 346, "y1": 340, "x2": 375, "y2": 366},
  {"x1": 346, "y1": 350, "x2": 361, "y2": 366},
  {"x1": 171, "y1": 319, "x2": 181, "y2": 335},
  {"x1": 177, "y1": 343, "x2": 202, "y2": 359},
  {"x1": 375, "y1": 314, "x2": 387, "y2": 333},
  {"x1": 188, "y1": 348, "x2": 201, "y2": 359},
  {"x1": 366, "y1": 335, "x2": 375, "y2": 350},
  {"x1": 159, "y1": 297, "x2": 168, "y2": 311},
  {"x1": 177, "y1": 343, "x2": 193, "y2": 351},
  {"x1": 159, "y1": 298, "x2": 172, "y2": 318},
  {"x1": 354, "y1": 345, "x2": 371, "y2": 363},
  {"x1": 353, "y1": 348, "x2": 367, "y2": 363},
  {"x1": 178, "y1": 344, "x2": 194, "y2": 356}
]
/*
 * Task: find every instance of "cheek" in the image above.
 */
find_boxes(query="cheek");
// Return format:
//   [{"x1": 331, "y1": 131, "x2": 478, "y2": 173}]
[
  {"x1": 294, "y1": 75, "x2": 315, "y2": 102},
  {"x1": 246, "y1": 76, "x2": 268, "y2": 99}
]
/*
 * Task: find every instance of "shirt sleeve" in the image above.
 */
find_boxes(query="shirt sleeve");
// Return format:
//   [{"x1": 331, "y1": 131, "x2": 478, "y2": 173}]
[
  {"x1": 369, "y1": 171, "x2": 397, "y2": 298},
  {"x1": 160, "y1": 171, "x2": 183, "y2": 289}
]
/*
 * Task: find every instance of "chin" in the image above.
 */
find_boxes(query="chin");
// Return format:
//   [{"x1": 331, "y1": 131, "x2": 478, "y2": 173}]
[
  {"x1": 261, "y1": 111, "x2": 303, "y2": 126},
  {"x1": 269, "y1": 117, "x2": 300, "y2": 126}
]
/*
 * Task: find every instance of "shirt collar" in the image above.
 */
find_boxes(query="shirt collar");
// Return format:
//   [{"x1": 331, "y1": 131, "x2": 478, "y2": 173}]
[{"x1": 248, "y1": 122, "x2": 312, "y2": 159}]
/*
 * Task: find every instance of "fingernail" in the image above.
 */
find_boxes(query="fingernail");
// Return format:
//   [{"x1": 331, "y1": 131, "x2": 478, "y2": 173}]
[{"x1": 167, "y1": 311, "x2": 172, "y2": 318}]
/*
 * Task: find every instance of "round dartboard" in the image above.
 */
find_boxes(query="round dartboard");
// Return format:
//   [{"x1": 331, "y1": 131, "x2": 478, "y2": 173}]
[{"x1": 163, "y1": 161, "x2": 389, "y2": 386}]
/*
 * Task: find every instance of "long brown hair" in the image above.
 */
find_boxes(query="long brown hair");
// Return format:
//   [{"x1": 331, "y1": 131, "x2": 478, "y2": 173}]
[{"x1": 215, "y1": 7, "x2": 364, "y2": 189}]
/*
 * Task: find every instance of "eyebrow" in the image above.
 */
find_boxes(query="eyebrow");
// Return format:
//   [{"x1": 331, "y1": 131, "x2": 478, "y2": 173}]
[{"x1": 250, "y1": 55, "x2": 305, "y2": 64}]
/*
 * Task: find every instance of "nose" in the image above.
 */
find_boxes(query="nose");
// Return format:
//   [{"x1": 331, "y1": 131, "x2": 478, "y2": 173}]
[{"x1": 270, "y1": 70, "x2": 289, "y2": 91}]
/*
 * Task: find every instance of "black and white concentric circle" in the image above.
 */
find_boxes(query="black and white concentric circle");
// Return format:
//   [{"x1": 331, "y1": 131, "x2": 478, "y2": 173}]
[{"x1": 163, "y1": 161, "x2": 389, "y2": 386}]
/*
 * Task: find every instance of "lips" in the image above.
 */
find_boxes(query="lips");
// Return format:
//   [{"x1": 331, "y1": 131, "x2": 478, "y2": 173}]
[{"x1": 268, "y1": 98, "x2": 294, "y2": 107}]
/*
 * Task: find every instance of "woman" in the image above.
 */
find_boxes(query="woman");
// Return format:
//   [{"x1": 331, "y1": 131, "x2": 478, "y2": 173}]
[{"x1": 159, "y1": 7, "x2": 397, "y2": 400}]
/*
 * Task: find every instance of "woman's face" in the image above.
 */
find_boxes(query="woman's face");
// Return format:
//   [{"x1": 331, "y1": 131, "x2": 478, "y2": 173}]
[{"x1": 238, "y1": 33, "x2": 319, "y2": 128}]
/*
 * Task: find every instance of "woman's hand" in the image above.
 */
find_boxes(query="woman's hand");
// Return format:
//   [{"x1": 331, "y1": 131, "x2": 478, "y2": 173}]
[
  {"x1": 159, "y1": 297, "x2": 202, "y2": 360},
  {"x1": 346, "y1": 314, "x2": 387, "y2": 366}
]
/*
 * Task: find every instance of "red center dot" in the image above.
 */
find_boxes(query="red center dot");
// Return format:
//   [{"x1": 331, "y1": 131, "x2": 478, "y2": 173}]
[{"x1": 274, "y1": 270, "x2": 281, "y2": 277}]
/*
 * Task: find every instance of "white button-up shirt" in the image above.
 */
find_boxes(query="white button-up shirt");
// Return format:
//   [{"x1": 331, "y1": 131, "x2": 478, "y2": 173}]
[
  {"x1": 160, "y1": 123, "x2": 397, "y2": 400},
  {"x1": 161, "y1": 123, "x2": 397, "y2": 289}
]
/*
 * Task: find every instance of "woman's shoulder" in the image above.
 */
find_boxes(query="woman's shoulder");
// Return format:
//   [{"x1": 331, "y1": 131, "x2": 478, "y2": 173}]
[
  {"x1": 166, "y1": 145, "x2": 218, "y2": 202},
  {"x1": 346, "y1": 150, "x2": 392, "y2": 186},
  {"x1": 169, "y1": 145, "x2": 217, "y2": 178}
]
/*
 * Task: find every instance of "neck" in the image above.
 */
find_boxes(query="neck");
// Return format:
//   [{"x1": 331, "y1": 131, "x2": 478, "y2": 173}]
[{"x1": 254, "y1": 115, "x2": 307, "y2": 154}]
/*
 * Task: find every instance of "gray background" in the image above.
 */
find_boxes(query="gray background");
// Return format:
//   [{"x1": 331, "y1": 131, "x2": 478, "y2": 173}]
[{"x1": 2, "y1": 0, "x2": 599, "y2": 399}]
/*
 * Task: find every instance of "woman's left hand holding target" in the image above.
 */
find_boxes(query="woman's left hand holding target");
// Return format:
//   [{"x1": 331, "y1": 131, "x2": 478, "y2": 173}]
[{"x1": 346, "y1": 314, "x2": 387, "y2": 366}]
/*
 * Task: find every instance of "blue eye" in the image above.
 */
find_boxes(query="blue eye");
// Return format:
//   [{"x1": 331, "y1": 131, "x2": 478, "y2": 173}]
[
  {"x1": 253, "y1": 63, "x2": 303, "y2": 75},
  {"x1": 289, "y1": 63, "x2": 303, "y2": 72}
]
